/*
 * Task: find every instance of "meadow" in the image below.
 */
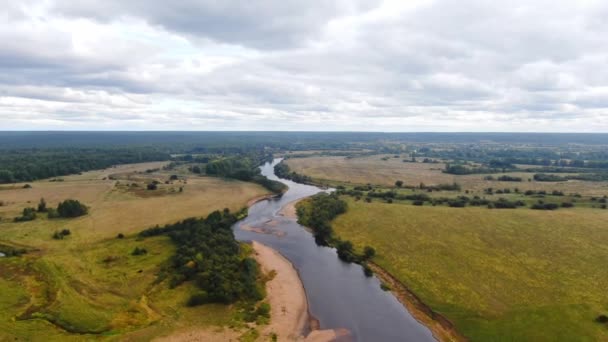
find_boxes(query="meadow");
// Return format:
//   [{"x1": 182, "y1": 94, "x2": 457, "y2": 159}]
[
  {"x1": 285, "y1": 155, "x2": 608, "y2": 196},
  {"x1": 331, "y1": 198, "x2": 608, "y2": 341},
  {"x1": 0, "y1": 162, "x2": 270, "y2": 340}
]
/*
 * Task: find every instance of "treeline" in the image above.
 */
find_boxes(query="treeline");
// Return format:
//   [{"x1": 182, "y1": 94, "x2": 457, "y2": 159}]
[
  {"x1": 274, "y1": 161, "x2": 313, "y2": 184},
  {"x1": 139, "y1": 210, "x2": 264, "y2": 305},
  {"x1": 296, "y1": 193, "x2": 376, "y2": 274},
  {"x1": 0, "y1": 148, "x2": 169, "y2": 183},
  {"x1": 14, "y1": 198, "x2": 88, "y2": 222},
  {"x1": 203, "y1": 153, "x2": 286, "y2": 193},
  {"x1": 444, "y1": 162, "x2": 516, "y2": 175},
  {"x1": 296, "y1": 193, "x2": 347, "y2": 245}
]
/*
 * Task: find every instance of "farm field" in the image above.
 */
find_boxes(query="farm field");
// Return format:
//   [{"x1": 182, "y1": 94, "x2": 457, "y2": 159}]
[
  {"x1": 331, "y1": 197, "x2": 608, "y2": 341},
  {"x1": 285, "y1": 155, "x2": 608, "y2": 196},
  {"x1": 0, "y1": 162, "x2": 271, "y2": 340}
]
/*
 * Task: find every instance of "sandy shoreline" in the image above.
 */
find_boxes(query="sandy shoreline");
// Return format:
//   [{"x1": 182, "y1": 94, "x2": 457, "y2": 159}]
[
  {"x1": 252, "y1": 241, "x2": 309, "y2": 340},
  {"x1": 277, "y1": 198, "x2": 302, "y2": 219}
]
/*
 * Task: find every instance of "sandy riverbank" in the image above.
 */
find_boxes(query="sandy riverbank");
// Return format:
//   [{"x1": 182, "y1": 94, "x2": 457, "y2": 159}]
[
  {"x1": 278, "y1": 198, "x2": 302, "y2": 219},
  {"x1": 252, "y1": 241, "x2": 308, "y2": 340}
]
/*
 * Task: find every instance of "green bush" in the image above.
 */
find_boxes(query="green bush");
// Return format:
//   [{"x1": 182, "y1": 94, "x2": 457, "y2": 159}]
[{"x1": 56, "y1": 199, "x2": 88, "y2": 218}]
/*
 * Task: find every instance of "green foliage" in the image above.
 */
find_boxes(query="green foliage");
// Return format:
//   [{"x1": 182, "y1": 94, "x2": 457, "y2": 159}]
[
  {"x1": 131, "y1": 247, "x2": 148, "y2": 256},
  {"x1": 52, "y1": 229, "x2": 71, "y2": 240},
  {"x1": 395, "y1": 180, "x2": 403, "y2": 187},
  {"x1": 274, "y1": 162, "x2": 312, "y2": 184},
  {"x1": 14, "y1": 207, "x2": 37, "y2": 222},
  {"x1": 363, "y1": 246, "x2": 376, "y2": 259},
  {"x1": 534, "y1": 173, "x2": 567, "y2": 182},
  {"x1": 0, "y1": 148, "x2": 169, "y2": 184},
  {"x1": 37, "y1": 198, "x2": 47, "y2": 212},
  {"x1": 296, "y1": 193, "x2": 347, "y2": 245},
  {"x1": 56, "y1": 199, "x2": 88, "y2": 218},
  {"x1": 0, "y1": 244, "x2": 27, "y2": 257},
  {"x1": 140, "y1": 210, "x2": 263, "y2": 305}
]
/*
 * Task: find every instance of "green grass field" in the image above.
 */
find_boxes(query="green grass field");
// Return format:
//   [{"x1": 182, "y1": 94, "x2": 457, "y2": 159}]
[
  {"x1": 332, "y1": 198, "x2": 608, "y2": 341},
  {"x1": 0, "y1": 162, "x2": 271, "y2": 341}
]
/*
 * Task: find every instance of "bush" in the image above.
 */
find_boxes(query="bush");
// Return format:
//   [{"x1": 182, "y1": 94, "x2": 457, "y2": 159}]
[
  {"x1": 47, "y1": 208, "x2": 60, "y2": 218},
  {"x1": 147, "y1": 183, "x2": 158, "y2": 190},
  {"x1": 363, "y1": 246, "x2": 376, "y2": 259},
  {"x1": 531, "y1": 202, "x2": 559, "y2": 210},
  {"x1": 561, "y1": 202, "x2": 574, "y2": 208},
  {"x1": 14, "y1": 207, "x2": 37, "y2": 222},
  {"x1": 117, "y1": 233, "x2": 125, "y2": 239},
  {"x1": 596, "y1": 315, "x2": 608, "y2": 323},
  {"x1": 412, "y1": 200, "x2": 424, "y2": 206},
  {"x1": 56, "y1": 199, "x2": 88, "y2": 218},
  {"x1": 187, "y1": 292, "x2": 209, "y2": 306},
  {"x1": 37, "y1": 198, "x2": 47, "y2": 212},
  {"x1": 363, "y1": 264, "x2": 373, "y2": 277},
  {"x1": 52, "y1": 229, "x2": 71, "y2": 240},
  {"x1": 132, "y1": 247, "x2": 148, "y2": 256}
]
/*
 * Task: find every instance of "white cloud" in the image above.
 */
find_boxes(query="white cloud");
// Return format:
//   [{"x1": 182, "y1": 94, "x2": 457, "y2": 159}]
[{"x1": 0, "y1": 0, "x2": 607, "y2": 131}]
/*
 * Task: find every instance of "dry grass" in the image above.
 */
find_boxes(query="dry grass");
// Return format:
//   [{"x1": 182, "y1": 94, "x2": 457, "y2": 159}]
[
  {"x1": 0, "y1": 162, "x2": 270, "y2": 341},
  {"x1": 286, "y1": 155, "x2": 608, "y2": 196}
]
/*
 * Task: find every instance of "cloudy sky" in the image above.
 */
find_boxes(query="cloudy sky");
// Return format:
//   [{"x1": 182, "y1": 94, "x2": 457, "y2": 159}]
[{"x1": 1, "y1": 0, "x2": 607, "y2": 131}]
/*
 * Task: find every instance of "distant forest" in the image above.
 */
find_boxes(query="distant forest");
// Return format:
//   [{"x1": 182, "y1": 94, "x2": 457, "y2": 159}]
[{"x1": 1, "y1": 131, "x2": 607, "y2": 184}]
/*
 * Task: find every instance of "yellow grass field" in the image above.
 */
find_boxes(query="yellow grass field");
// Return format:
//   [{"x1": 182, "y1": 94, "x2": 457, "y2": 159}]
[
  {"x1": 332, "y1": 198, "x2": 608, "y2": 341},
  {"x1": 0, "y1": 162, "x2": 271, "y2": 340},
  {"x1": 286, "y1": 155, "x2": 608, "y2": 195}
]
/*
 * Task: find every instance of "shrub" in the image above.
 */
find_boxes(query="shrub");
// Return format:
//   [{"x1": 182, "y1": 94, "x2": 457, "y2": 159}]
[
  {"x1": 596, "y1": 315, "x2": 608, "y2": 323},
  {"x1": 187, "y1": 292, "x2": 209, "y2": 306},
  {"x1": 14, "y1": 207, "x2": 37, "y2": 222},
  {"x1": 412, "y1": 200, "x2": 424, "y2": 206},
  {"x1": 363, "y1": 246, "x2": 376, "y2": 259},
  {"x1": 37, "y1": 198, "x2": 47, "y2": 212},
  {"x1": 531, "y1": 202, "x2": 559, "y2": 210},
  {"x1": 147, "y1": 183, "x2": 158, "y2": 190},
  {"x1": 132, "y1": 247, "x2": 148, "y2": 256},
  {"x1": 56, "y1": 199, "x2": 88, "y2": 218},
  {"x1": 117, "y1": 233, "x2": 125, "y2": 239},
  {"x1": 561, "y1": 202, "x2": 574, "y2": 208},
  {"x1": 52, "y1": 229, "x2": 71, "y2": 240},
  {"x1": 363, "y1": 264, "x2": 373, "y2": 277},
  {"x1": 47, "y1": 208, "x2": 60, "y2": 218}
]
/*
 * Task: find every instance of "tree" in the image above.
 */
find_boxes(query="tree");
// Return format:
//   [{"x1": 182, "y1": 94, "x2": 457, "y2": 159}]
[
  {"x1": 15, "y1": 207, "x2": 37, "y2": 222},
  {"x1": 363, "y1": 246, "x2": 376, "y2": 260},
  {"x1": 37, "y1": 198, "x2": 47, "y2": 212},
  {"x1": 395, "y1": 180, "x2": 403, "y2": 188},
  {"x1": 56, "y1": 199, "x2": 88, "y2": 218}
]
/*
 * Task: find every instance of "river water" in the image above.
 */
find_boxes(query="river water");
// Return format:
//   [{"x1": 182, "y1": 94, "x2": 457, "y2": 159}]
[{"x1": 234, "y1": 159, "x2": 435, "y2": 342}]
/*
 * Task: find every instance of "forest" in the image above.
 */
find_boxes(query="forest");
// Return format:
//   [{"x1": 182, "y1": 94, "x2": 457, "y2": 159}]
[{"x1": 139, "y1": 209, "x2": 263, "y2": 305}]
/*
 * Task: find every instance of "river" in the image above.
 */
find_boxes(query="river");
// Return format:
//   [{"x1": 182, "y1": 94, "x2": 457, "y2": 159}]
[{"x1": 234, "y1": 159, "x2": 435, "y2": 342}]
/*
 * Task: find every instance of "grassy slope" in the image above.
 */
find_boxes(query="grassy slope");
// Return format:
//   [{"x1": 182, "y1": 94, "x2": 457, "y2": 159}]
[
  {"x1": 332, "y1": 198, "x2": 608, "y2": 341},
  {"x1": 0, "y1": 162, "x2": 270, "y2": 340}
]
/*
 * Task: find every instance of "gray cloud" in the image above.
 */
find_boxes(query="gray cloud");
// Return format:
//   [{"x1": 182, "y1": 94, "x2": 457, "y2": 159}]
[{"x1": 0, "y1": 0, "x2": 607, "y2": 131}]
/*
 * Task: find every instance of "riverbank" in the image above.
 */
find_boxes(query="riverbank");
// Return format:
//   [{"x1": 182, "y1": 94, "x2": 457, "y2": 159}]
[
  {"x1": 278, "y1": 198, "x2": 301, "y2": 218},
  {"x1": 252, "y1": 241, "x2": 308, "y2": 340},
  {"x1": 367, "y1": 263, "x2": 466, "y2": 342}
]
